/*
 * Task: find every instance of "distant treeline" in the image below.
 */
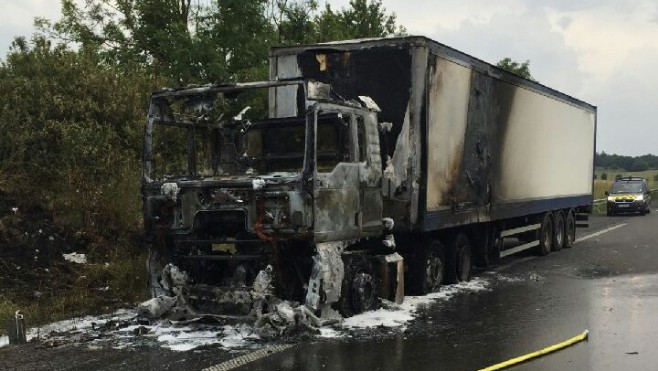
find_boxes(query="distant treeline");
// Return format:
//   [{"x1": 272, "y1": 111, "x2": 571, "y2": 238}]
[{"x1": 595, "y1": 152, "x2": 657, "y2": 172}]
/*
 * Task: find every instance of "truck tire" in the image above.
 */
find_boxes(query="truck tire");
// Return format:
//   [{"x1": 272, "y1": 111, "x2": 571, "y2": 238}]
[
  {"x1": 409, "y1": 239, "x2": 445, "y2": 295},
  {"x1": 552, "y1": 211, "x2": 565, "y2": 251},
  {"x1": 339, "y1": 255, "x2": 377, "y2": 317},
  {"x1": 445, "y1": 233, "x2": 472, "y2": 284},
  {"x1": 536, "y1": 212, "x2": 554, "y2": 256},
  {"x1": 564, "y1": 209, "x2": 576, "y2": 248}
]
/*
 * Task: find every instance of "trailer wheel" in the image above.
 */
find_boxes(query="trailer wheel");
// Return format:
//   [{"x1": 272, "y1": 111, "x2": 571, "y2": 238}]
[
  {"x1": 485, "y1": 226, "x2": 502, "y2": 268},
  {"x1": 445, "y1": 233, "x2": 472, "y2": 284},
  {"x1": 410, "y1": 239, "x2": 445, "y2": 295},
  {"x1": 339, "y1": 256, "x2": 377, "y2": 317},
  {"x1": 564, "y1": 209, "x2": 576, "y2": 248},
  {"x1": 553, "y1": 211, "x2": 565, "y2": 251},
  {"x1": 536, "y1": 212, "x2": 554, "y2": 256}
]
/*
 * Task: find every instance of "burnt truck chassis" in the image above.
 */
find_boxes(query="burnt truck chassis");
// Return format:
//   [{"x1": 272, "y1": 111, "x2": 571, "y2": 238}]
[{"x1": 142, "y1": 80, "x2": 403, "y2": 323}]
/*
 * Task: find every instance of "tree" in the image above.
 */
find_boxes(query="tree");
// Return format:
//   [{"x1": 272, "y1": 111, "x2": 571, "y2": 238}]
[
  {"x1": 314, "y1": 0, "x2": 405, "y2": 43},
  {"x1": 0, "y1": 35, "x2": 162, "y2": 237},
  {"x1": 630, "y1": 159, "x2": 649, "y2": 172},
  {"x1": 36, "y1": 0, "x2": 274, "y2": 84},
  {"x1": 496, "y1": 57, "x2": 535, "y2": 81}
]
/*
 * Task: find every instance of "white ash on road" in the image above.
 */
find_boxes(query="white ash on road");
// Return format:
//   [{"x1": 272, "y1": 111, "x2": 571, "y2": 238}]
[{"x1": 0, "y1": 274, "x2": 522, "y2": 352}]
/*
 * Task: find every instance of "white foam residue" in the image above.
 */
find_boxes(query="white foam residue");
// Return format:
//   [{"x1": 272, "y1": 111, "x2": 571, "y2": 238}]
[
  {"x1": 27, "y1": 308, "x2": 135, "y2": 341},
  {"x1": 160, "y1": 182, "x2": 180, "y2": 200},
  {"x1": 252, "y1": 179, "x2": 266, "y2": 190},
  {"x1": 158, "y1": 329, "x2": 224, "y2": 351},
  {"x1": 15, "y1": 306, "x2": 265, "y2": 352},
  {"x1": 342, "y1": 307, "x2": 414, "y2": 329},
  {"x1": 62, "y1": 252, "x2": 87, "y2": 264},
  {"x1": 7, "y1": 277, "x2": 493, "y2": 351},
  {"x1": 342, "y1": 277, "x2": 491, "y2": 329},
  {"x1": 485, "y1": 272, "x2": 524, "y2": 283},
  {"x1": 220, "y1": 325, "x2": 260, "y2": 348},
  {"x1": 318, "y1": 327, "x2": 342, "y2": 338}
]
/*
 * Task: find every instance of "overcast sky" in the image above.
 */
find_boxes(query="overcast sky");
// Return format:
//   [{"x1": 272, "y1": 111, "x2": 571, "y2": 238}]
[{"x1": 1, "y1": 0, "x2": 657, "y2": 156}]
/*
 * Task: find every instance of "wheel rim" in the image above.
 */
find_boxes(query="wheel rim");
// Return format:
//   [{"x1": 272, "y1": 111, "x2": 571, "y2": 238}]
[
  {"x1": 567, "y1": 219, "x2": 575, "y2": 244},
  {"x1": 459, "y1": 249, "x2": 471, "y2": 281},
  {"x1": 352, "y1": 272, "x2": 375, "y2": 313},
  {"x1": 543, "y1": 219, "x2": 553, "y2": 253},
  {"x1": 425, "y1": 253, "x2": 443, "y2": 292},
  {"x1": 555, "y1": 216, "x2": 564, "y2": 250},
  {"x1": 457, "y1": 245, "x2": 471, "y2": 282}
]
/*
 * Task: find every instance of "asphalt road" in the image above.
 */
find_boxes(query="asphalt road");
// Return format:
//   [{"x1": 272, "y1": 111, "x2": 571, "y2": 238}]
[
  {"x1": 237, "y1": 212, "x2": 658, "y2": 371},
  {"x1": 2, "y1": 211, "x2": 658, "y2": 370}
]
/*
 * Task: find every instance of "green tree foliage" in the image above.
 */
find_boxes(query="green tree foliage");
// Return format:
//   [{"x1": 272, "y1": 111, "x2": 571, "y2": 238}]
[
  {"x1": 314, "y1": 0, "x2": 405, "y2": 42},
  {"x1": 596, "y1": 152, "x2": 658, "y2": 171},
  {"x1": 0, "y1": 36, "x2": 163, "y2": 241},
  {"x1": 496, "y1": 57, "x2": 535, "y2": 81},
  {"x1": 36, "y1": 0, "x2": 274, "y2": 84},
  {"x1": 35, "y1": 0, "x2": 403, "y2": 85}
]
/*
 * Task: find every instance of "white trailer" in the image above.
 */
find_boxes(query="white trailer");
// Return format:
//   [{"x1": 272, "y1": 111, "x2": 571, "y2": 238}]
[{"x1": 270, "y1": 36, "x2": 596, "y2": 292}]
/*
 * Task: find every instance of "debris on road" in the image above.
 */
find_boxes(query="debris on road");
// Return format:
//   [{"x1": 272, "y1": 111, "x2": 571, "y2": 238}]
[
  {"x1": 0, "y1": 275, "x2": 494, "y2": 352},
  {"x1": 62, "y1": 253, "x2": 87, "y2": 264}
]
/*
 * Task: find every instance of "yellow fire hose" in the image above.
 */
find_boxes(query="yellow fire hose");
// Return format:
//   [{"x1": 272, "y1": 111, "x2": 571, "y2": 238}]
[{"x1": 478, "y1": 330, "x2": 589, "y2": 371}]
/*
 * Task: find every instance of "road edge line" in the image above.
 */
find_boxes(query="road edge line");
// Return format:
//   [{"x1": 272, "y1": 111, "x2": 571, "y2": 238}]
[{"x1": 574, "y1": 223, "x2": 627, "y2": 244}]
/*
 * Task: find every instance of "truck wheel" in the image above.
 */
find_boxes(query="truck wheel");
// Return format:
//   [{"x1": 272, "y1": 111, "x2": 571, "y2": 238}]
[
  {"x1": 564, "y1": 209, "x2": 576, "y2": 248},
  {"x1": 485, "y1": 226, "x2": 502, "y2": 268},
  {"x1": 445, "y1": 233, "x2": 472, "y2": 284},
  {"x1": 536, "y1": 212, "x2": 553, "y2": 256},
  {"x1": 553, "y1": 211, "x2": 565, "y2": 251},
  {"x1": 339, "y1": 256, "x2": 377, "y2": 317},
  {"x1": 410, "y1": 239, "x2": 445, "y2": 295}
]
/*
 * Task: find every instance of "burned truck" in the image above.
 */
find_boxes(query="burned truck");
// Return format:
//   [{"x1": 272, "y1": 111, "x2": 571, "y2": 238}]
[
  {"x1": 142, "y1": 36, "x2": 596, "y2": 320},
  {"x1": 142, "y1": 80, "x2": 402, "y2": 319}
]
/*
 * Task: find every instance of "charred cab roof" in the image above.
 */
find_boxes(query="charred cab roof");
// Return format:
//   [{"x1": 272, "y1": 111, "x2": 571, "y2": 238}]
[{"x1": 150, "y1": 79, "x2": 304, "y2": 100}]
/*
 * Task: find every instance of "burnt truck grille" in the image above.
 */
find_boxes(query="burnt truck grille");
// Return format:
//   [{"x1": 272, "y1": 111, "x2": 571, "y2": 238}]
[{"x1": 193, "y1": 210, "x2": 247, "y2": 236}]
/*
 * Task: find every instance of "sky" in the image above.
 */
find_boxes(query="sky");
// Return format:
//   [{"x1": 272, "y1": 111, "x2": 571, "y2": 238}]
[{"x1": 1, "y1": 0, "x2": 657, "y2": 156}]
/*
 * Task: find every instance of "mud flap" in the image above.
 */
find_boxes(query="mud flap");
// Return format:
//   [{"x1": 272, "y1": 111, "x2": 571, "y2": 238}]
[{"x1": 375, "y1": 253, "x2": 404, "y2": 304}]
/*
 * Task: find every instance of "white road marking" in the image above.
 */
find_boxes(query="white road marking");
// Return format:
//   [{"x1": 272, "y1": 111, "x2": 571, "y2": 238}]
[
  {"x1": 203, "y1": 344, "x2": 294, "y2": 371},
  {"x1": 574, "y1": 223, "x2": 627, "y2": 243},
  {"x1": 495, "y1": 222, "x2": 629, "y2": 272}
]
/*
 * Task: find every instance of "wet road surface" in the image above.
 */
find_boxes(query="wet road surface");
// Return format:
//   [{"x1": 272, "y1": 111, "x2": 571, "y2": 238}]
[
  {"x1": 2, "y1": 212, "x2": 658, "y2": 370},
  {"x1": 238, "y1": 212, "x2": 658, "y2": 371}
]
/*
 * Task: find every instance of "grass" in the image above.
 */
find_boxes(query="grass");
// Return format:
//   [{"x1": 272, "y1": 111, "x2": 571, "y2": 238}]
[
  {"x1": 0, "y1": 164, "x2": 148, "y2": 335},
  {"x1": 0, "y1": 254, "x2": 148, "y2": 335},
  {"x1": 592, "y1": 170, "x2": 658, "y2": 214}
]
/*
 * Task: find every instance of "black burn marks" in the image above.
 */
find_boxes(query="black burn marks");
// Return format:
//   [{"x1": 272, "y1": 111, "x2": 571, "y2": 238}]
[{"x1": 296, "y1": 46, "x2": 412, "y2": 164}]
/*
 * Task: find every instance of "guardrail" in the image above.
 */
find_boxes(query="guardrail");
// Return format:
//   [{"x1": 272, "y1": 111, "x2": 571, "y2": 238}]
[
  {"x1": 592, "y1": 189, "x2": 658, "y2": 214},
  {"x1": 591, "y1": 198, "x2": 606, "y2": 214}
]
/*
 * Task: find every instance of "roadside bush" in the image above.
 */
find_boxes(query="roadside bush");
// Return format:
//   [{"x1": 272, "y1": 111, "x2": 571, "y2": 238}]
[{"x1": 0, "y1": 37, "x2": 162, "y2": 327}]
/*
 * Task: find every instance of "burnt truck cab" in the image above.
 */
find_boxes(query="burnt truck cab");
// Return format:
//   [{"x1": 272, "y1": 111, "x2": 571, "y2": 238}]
[{"x1": 142, "y1": 80, "x2": 402, "y2": 319}]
